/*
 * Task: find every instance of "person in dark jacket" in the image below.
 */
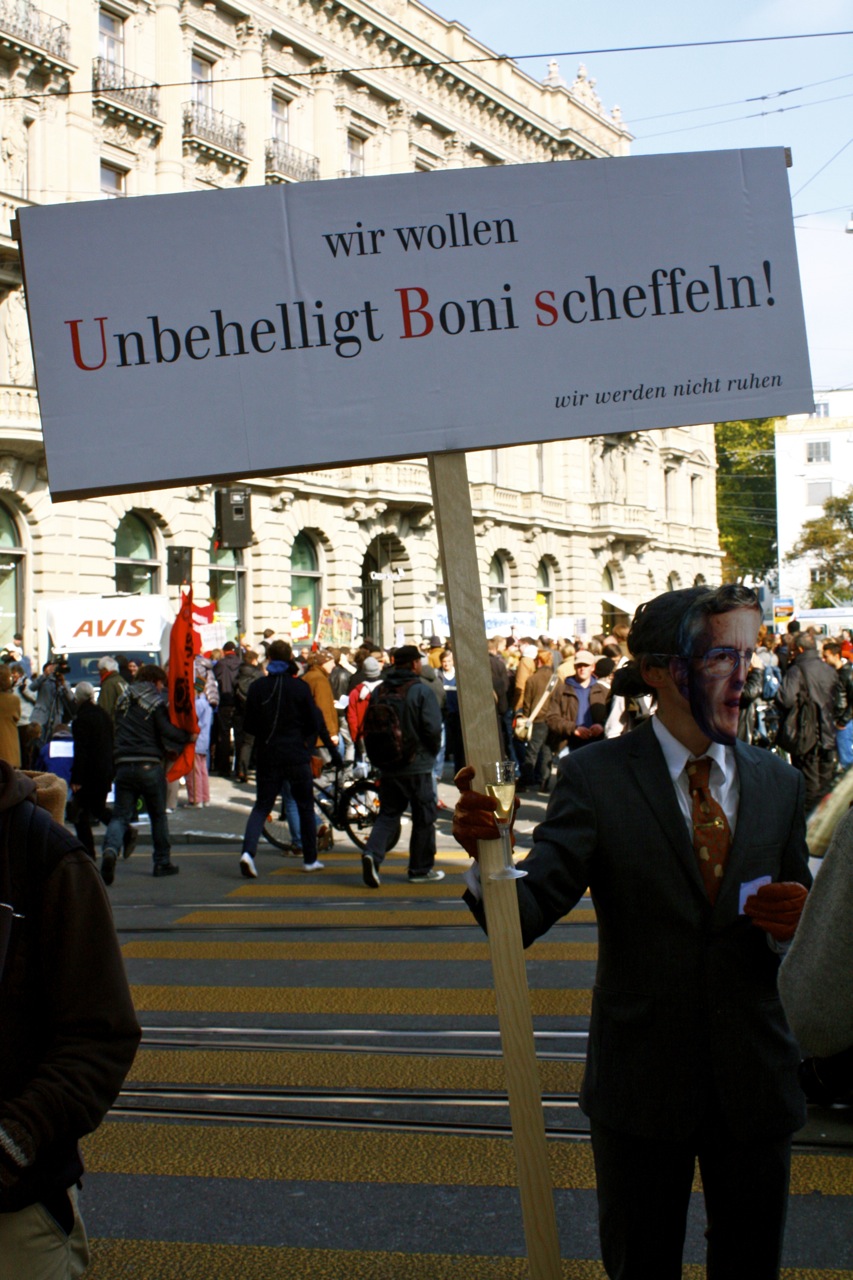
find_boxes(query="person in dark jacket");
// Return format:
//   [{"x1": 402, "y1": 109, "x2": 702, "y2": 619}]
[
  {"x1": 239, "y1": 640, "x2": 340, "y2": 879},
  {"x1": 27, "y1": 662, "x2": 75, "y2": 755},
  {"x1": 822, "y1": 639, "x2": 853, "y2": 771},
  {"x1": 545, "y1": 649, "x2": 610, "y2": 753},
  {"x1": 777, "y1": 632, "x2": 839, "y2": 812},
  {"x1": 0, "y1": 762, "x2": 140, "y2": 1273},
  {"x1": 361, "y1": 645, "x2": 443, "y2": 888},
  {"x1": 100, "y1": 665, "x2": 193, "y2": 883},
  {"x1": 234, "y1": 649, "x2": 263, "y2": 782},
  {"x1": 69, "y1": 681, "x2": 116, "y2": 861},
  {"x1": 213, "y1": 641, "x2": 243, "y2": 777}
]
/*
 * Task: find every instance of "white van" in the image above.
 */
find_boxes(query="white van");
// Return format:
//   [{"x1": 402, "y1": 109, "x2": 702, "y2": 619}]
[{"x1": 36, "y1": 595, "x2": 174, "y2": 685}]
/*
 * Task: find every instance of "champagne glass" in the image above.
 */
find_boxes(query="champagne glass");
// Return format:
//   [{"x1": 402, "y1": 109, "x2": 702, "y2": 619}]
[{"x1": 484, "y1": 760, "x2": 526, "y2": 880}]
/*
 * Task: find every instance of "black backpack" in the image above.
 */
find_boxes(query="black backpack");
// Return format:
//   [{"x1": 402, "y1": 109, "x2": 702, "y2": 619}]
[{"x1": 363, "y1": 678, "x2": 418, "y2": 769}]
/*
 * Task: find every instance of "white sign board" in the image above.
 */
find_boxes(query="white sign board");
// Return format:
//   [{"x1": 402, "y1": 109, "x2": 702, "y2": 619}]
[
  {"x1": 19, "y1": 148, "x2": 812, "y2": 499},
  {"x1": 39, "y1": 595, "x2": 173, "y2": 654}
]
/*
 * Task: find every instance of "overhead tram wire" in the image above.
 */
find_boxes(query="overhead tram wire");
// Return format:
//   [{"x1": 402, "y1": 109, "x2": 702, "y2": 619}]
[
  {"x1": 3, "y1": 27, "x2": 853, "y2": 103},
  {"x1": 629, "y1": 69, "x2": 853, "y2": 124}
]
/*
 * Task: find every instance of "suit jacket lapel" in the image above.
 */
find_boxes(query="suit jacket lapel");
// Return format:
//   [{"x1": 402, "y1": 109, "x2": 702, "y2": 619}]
[{"x1": 625, "y1": 719, "x2": 708, "y2": 901}]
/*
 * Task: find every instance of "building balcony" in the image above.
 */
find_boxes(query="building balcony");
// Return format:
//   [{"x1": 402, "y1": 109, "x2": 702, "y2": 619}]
[
  {"x1": 92, "y1": 57, "x2": 161, "y2": 131},
  {"x1": 0, "y1": 0, "x2": 72, "y2": 72},
  {"x1": 182, "y1": 101, "x2": 247, "y2": 168},
  {"x1": 264, "y1": 139, "x2": 319, "y2": 184}
]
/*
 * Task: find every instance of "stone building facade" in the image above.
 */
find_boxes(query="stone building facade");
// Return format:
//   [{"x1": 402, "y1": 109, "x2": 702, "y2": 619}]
[{"x1": 0, "y1": 0, "x2": 721, "y2": 657}]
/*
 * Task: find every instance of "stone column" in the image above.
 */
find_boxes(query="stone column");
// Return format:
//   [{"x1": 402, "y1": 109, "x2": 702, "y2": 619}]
[
  {"x1": 155, "y1": 0, "x2": 185, "y2": 192},
  {"x1": 238, "y1": 20, "x2": 264, "y2": 186},
  {"x1": 312, "y1": 67, "x2": 339, "y2": 180},
  {"x1": 387, "y1": 101, "x2": 412, "y2": 176}
]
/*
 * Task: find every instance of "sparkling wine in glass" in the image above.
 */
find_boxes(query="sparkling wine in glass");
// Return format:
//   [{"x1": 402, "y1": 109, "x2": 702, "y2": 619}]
[{"x1": 485, "y1": 760, "x2": 526, "y2": 880}]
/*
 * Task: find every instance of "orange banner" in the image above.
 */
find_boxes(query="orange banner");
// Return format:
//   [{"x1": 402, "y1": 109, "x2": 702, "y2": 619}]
[{"x1": 167, "y1": 588, "x2": 198, "y2": 782}]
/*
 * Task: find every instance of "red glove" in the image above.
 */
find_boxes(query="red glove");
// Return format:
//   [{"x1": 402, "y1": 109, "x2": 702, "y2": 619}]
[
  {"x1": 452, "y1": 765, "x2": 519, "y2": 860},
  {"x1": 743, "y1": 881, "x2": 808, "y2": 942}
]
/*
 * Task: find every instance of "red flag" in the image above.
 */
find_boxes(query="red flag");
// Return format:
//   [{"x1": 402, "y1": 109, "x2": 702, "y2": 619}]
[
  {"x1": 167, "y1": 588, "x2": 199, "y2": 783},
  {"x1": 191, "y1": 600, "x2": 215, "y2": 656}
]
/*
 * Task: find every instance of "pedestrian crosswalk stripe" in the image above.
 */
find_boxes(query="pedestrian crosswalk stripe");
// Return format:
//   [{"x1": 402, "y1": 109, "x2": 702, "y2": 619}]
[
  {"x1": 83, "y1": 1121, "x2": 853, "y2": 1196},
  {"x1": 122, "y1": 941, "x2": 598, "y2": 961},
  {"x1": 128, "y1": 985, "x2": 592, "y2": 1017},
  {"x1": 176, "y1": 909, "x2": 596, "y2": 926}
]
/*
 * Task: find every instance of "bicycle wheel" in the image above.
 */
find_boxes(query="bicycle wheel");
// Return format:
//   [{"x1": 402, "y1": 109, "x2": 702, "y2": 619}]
[
  {"x1": 342, "y1": 780, "x2": 383, "y2": 850},
  {"x1": 262, "y1": 812, "x2": 292, "y2": 851}
]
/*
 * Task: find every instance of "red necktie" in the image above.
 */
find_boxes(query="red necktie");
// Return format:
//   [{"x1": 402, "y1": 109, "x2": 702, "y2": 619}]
[{"x1": 686, "y1": 756, "x2": 731, "y2": 906}]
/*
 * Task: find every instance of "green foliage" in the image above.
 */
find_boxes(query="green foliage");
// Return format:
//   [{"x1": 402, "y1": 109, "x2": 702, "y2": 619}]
[
  {"x1": 785, "y1": 485, "x2": 853, "y2": 606},
  {"x1": 714, "y1": 419, "x2": 778, "y2": 582}
]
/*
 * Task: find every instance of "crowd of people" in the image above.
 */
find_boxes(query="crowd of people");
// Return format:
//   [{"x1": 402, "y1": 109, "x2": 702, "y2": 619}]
[{"x1": 0, "y1": 612, "x2": 849, "y2": 888}]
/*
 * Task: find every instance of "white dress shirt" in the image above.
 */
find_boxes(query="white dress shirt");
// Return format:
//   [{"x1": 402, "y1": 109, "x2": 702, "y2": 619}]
[{"x1": 651, "y1": 713, "x2": 740, "y2": 836}]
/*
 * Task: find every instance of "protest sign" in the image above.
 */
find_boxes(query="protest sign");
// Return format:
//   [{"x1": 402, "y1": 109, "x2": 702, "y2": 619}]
[
  {"x1": 315, "y1": 607, "x2": 356, "y2": 646},
  {"x1": 16, "y1": 149, "x2": 814, "y2": 1279},
  {"x1": 19, "y1": 148, "x2": 812, "y2": 499}
]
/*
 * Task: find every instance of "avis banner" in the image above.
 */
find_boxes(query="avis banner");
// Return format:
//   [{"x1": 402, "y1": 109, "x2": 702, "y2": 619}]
[{"x1": 18, "y1": 148, "x2": 813, "y2": 499}]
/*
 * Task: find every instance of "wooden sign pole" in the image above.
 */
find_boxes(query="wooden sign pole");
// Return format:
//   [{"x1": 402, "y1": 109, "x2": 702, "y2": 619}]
[{"x1": 428, "y1": 450, "x2": 562, "y2": 1279}]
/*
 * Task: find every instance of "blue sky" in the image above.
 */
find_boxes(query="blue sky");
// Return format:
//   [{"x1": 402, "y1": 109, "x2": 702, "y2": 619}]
[{"x1": 442, "y1": 0, "x2": 853, "y2": 394}]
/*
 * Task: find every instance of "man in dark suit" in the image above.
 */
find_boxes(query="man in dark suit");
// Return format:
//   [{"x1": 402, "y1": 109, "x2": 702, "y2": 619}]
[{"x1": 454, "y1": 584, "x2": 810, "y2": 1280}]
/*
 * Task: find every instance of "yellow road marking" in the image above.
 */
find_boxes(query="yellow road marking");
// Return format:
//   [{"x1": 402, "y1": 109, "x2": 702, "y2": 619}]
[
  {"x1": 84, "y1": 1121, "x2": 853, "y2": 1196},
  {"x1": 175, "y1": 909, "x2": 596, "y2": 926},
  {"x1": 129, "y1": 984, "x2": 591, "y2": 1017},
  {"x1": 83, "y1": 1240, "x2": 853, "y2": 1280},
  {"x1": 128, "y1": 1048, "x2": 585, "y2": 1094},
  {"x1": 82, "y1": 1239, "x2": 606, "y2": 1279},
  {"x1": 122, "y1": 940, "x2": 598, "y2": 961}
]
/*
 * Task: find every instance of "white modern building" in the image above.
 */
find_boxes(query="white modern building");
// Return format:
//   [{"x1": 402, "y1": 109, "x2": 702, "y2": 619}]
[
  {"x1": 776, "y1": 389, "x2": 853, "y2": 610},
  {"x1": 0, "y1": 0, "x2": 722, "y2": 658}
]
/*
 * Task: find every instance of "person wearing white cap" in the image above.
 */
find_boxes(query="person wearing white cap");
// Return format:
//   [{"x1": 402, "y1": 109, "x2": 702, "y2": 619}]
[{"x1": 545, "y1": 649, "x2": 610, "y2": 753}]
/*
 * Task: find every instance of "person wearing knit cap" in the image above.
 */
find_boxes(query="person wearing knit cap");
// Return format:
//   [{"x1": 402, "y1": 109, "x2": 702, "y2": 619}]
[{"x1": 346, "y1": 656, "x2": 383, "y2": 763}]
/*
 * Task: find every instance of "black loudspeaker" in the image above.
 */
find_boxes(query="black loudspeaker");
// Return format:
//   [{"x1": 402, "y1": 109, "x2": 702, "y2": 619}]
[
  {"x1": 215, "y1": 487, "x2": 253, "y2": 549},
  {"x1": 167, "y1": 546, "x2": 193, "y2": 585}
]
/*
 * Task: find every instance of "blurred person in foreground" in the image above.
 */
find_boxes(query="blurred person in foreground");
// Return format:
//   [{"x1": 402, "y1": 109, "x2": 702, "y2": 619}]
[
  {"x1": 0, "y1": 762, "x2": 140, "y2": 1277},
  {"x1": 453, "y1": 584, "x2": 810, "y2": 1280},
  {"x1": 779, "y1": 805, "x2": 853, "y2": 1107}
]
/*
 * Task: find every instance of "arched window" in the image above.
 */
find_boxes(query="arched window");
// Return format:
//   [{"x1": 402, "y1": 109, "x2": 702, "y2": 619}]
[
  {"x1": 115, "y1": 513, "x2": 159, "y2": 594},
  {"x1": 291, "y1": 532, "x2": 321, "y2": 635},
  {"x1": 209, "y1": 543, "x2": 245, "y2": 633},
  {"x1": 0, "y1": 504, "x2": 24, "y2": 649},
  {"x1": 488, "y1": 554, "x2": 508, "y2": 612},
  {"x1": 667, "y1": 572, "x2": 680, "y2": 592},
  {"x1": 361, "y1": 548, "x2": 381, "y2": 645},
  {"x1": 536, "y1": 560, "x2": 552, "y2": 631}
]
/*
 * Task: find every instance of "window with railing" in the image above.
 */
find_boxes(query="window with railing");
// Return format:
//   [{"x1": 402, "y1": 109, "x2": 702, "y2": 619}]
[
  {"x1": 93, "y1": 57, "x2": 160, "y2": 118},
  {"x1": 192, "y1": 54, "x2": 214, "y2": 108},
  {"x1": 183, "y1": 101, "x2": 246, "y2": 156},
  {"x1": 99, "y1": 8, "x2": 123, "y2": 65},
  {"x1": 0, "y1": 0, "x2": 70, "y2": 60},
  {"x1": 264, "y1": 139, "x2": 319, "y2": 182}
]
